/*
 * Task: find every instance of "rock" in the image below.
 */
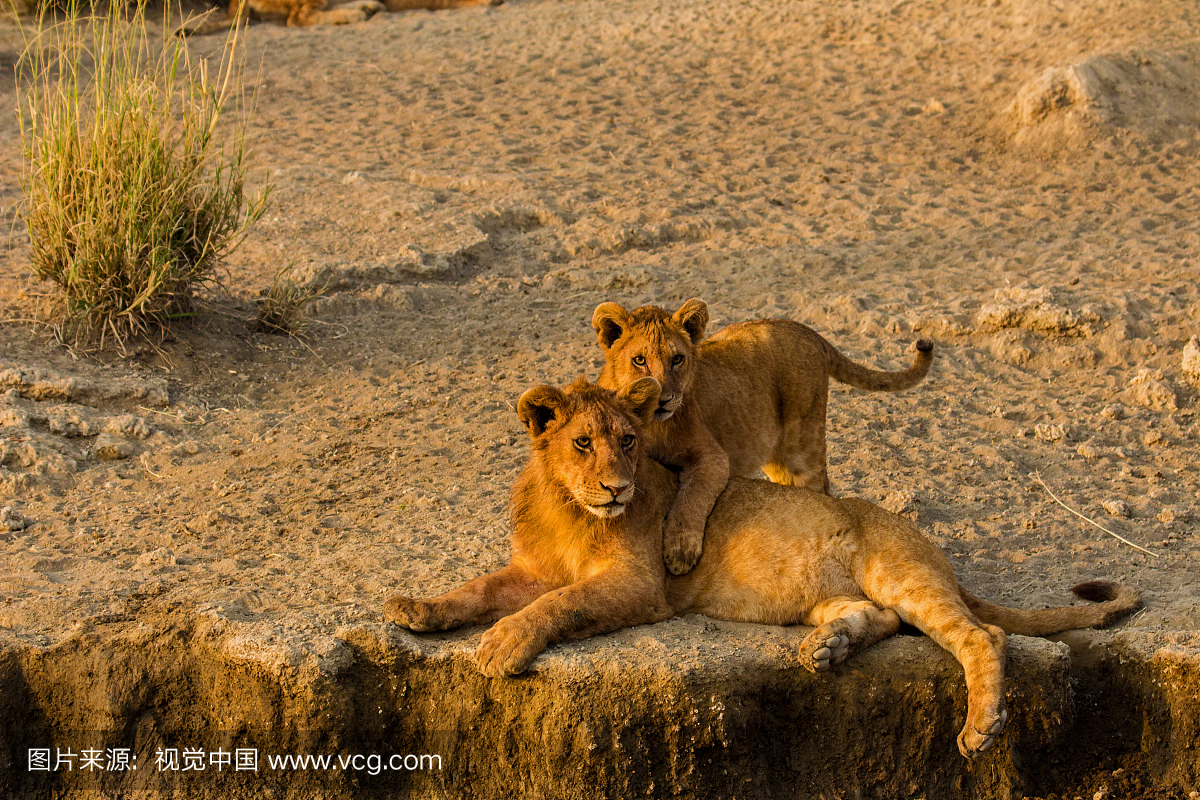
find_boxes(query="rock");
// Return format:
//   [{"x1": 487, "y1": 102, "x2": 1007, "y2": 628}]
[
  {"x1": 93, "y1": 434, "x2": 137, "y2": 461},
  {"x1": 44, "y1": 405, "x2": 96, "y2": 437},
  {"x1": 135, "y1": 547, "x2": 177, "y2": 569},
  {"x1": 1183, "y1": 336, "x2": 1200, "y2": 388},
  {"x1": 172, "y1": 440, "x2": 202, "y2": 456},
  {"x1": 102, "y1": 414, "x2": 152, "y2": 440},
  {"x1": 880, "y1": 489, "x2": 919, "y2": 520},
  {"x1": 1, "y1": 505, "x2": 30, "y2": 531},
  {"x1": 1124, "y1": 368, "x2": 1178, "y2": 411},
  {"x1": 1101, "y1": 404, "x2": 1126, "y2": 421},
  {"x1": 1102, "y1": 499, "x2": 1131, "y2": 518},
  {"x1": 975, "y1": 286, "x2": 1092, "y2": 336},
  {"x1": 1008, "y1": 49, "x2": 1200, "y2": 148},
  {"x1": 1035, "y1": 423, "x2": 1069, "y2": 443}
]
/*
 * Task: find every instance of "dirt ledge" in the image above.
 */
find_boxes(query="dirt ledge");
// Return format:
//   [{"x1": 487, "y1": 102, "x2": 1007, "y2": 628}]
[{"x1": 1, "y1": 615, "x2": 1197, "y2": 799}]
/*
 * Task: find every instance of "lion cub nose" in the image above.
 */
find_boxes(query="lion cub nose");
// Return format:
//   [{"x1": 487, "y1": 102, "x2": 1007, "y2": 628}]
[{"x1": 599, "y1": 481, "x2": 630, "y2": 499}]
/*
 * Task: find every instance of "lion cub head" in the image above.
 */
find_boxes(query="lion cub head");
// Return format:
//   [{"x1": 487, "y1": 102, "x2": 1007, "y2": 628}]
[
  {"x1": 517, "y1": 377, "x2": 661, "y2": 518},
  {"x1": 592, "y1": 299, "x2": 708, "y2": 421}
]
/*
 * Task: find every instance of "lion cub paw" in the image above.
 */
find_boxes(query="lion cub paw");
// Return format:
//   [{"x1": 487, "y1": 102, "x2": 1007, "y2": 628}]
[
  {"x1": 475, "y1": 617, "x2": 545, "y2": 678},
  {"x1": 327, "y1": 1, "x2": 382, "y2": 23},
  {"x1": 662, "y1": 520, "x2": 704, "y2": 576},
  {"x1": 383, "y1": 595, "x2": 448, "y2": 632},
  {"x1": 957, "y1": 707, "x2": 1008, "y2": 758},
  {"x1": 797, "y1": 622, "x2": 852, "y2": 673}
]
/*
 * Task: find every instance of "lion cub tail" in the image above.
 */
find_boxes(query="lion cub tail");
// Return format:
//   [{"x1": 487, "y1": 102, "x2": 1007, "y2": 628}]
[
  {"x1": 960, "y1": 580, "x2": 1142, "y2": 637},
  {"x1": 826, "y1": 339, "x2": 934, "y2": 392}
]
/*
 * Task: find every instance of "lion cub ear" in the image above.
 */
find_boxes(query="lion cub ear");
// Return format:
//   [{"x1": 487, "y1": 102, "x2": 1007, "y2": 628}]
[
  {"x1": 672, "y1": 298, "x2": 708, "y2": 344},
  {"x1": 619, "y1": 377, "x2": 662, "y2": 424},
  {"x1": 517, "y1": 386, "x2": 568, "y2": 437},
  {"x1": 592, "y1": 302, "x2": 632, "y2": 351}
]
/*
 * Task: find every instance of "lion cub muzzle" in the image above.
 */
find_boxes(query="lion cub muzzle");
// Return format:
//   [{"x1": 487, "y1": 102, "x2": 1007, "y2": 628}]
[
  {"x1": 582, "y1": 479, "x2": 635, "y2": 517},
  {"x1": 654, "y1": 393, "x2": 683, "y2": 421}
]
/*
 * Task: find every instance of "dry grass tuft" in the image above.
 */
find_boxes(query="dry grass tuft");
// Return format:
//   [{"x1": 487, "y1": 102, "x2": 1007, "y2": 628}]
[
  {"x1": 253, "y1": 268, "x2": 324, "y2": 336},
  {"x1": 16, "y1": 0, "x2": 270, "y2": 348}
]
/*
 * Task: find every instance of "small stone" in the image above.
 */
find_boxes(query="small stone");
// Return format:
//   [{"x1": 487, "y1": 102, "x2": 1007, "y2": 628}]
[
  {"x1": 135, "y1": 547, "x2": 177, "y2": 569},
  {"x1": 1, "y1": 506, "x2": 31, "y2": 531},
  {"x1": 1101, "y1": 404, "x2": 1125, "y2": 421},
  {"x1": 93, "y1": 434, "x2": 136, "y2": 461},
  {"x1": 1182, "y1": 336, "x2": 1200, "y2": 387},
  {"x1": 1125, "y1": 368, "x2": 1177, "y2": 411},
  {"x1": 1076, "y1": 443, "x2": 1099, "y2": 459},
  {"x1": 922, "y1": 98, "x2": 946, "y2": 115},
  {"x1": 1034, "y1": 423, "x2": 1068, "y2": 443},
  {"x1": 1143, "y1": 430, "x2": 1164, "y2": 447},
  {"x1": 880, "y1": 489, "x2": 919, "y2": 520},
  {"x1": 1102, "y1": 499, "x2": 1130, "y2": 518}
]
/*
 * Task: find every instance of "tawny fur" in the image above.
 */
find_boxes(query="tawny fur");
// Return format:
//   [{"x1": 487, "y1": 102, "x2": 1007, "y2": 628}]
[
  {"x1": 383, "y1": 378, "x2": 1140, "y2": 759},
  {"x1": 593, "y1": 298, "x2": 934, "y2": 575},
  {"x1": 176, "y1": 0, "x2": 494, "y2": 36}
]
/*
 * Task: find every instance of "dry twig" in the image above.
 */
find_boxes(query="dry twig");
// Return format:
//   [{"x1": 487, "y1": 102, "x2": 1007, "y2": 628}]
[{"x1": 1031, "y1": 471, "x2": 1158, "y2": 558}]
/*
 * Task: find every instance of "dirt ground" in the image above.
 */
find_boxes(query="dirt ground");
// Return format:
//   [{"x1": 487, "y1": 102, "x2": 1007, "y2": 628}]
[{"x1": 0, "y1": 0, "x2": 1197, "y2": 734}]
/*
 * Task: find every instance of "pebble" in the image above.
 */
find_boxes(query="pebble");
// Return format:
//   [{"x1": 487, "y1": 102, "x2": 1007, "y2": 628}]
[
  {"x1": 1, "y1": 506, "x2": 31, "y2": 531},
  {"x1": 1102, "y1": 499, "x2": 1130, "y2": 518},
  {"x1": 1034, "y1": 423, "x2": 1068, "y2": 443},
  {"x1": 1182, "y1": 336, "x2": 1200, "y2": 387}
]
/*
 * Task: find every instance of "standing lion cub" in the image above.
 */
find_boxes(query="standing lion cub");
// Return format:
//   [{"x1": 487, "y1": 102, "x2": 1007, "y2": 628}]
[
  {"x1": 383, "y1": 377, "x2": 1140, "y2": 758},
  {"x1": 593, "y1": 298, "x2": 933, "y2": 574}
]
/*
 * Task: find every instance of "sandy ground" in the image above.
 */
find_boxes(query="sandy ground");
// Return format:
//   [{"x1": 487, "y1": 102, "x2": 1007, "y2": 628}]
[{"x1": 0, "y1": 0, "x2": 1198, "y2": 660}]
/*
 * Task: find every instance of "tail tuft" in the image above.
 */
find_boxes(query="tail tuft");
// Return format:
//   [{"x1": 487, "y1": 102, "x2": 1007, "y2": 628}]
[
  {"x1": 915, "y1": 339, "x2": 934, "y2": 353},
  {"x1": 1070, "y1": 580, "x2": 1142, "y2": 613},
  {"x1": 1070, "y1": 580, "x2": 1119, "y2": 602}
]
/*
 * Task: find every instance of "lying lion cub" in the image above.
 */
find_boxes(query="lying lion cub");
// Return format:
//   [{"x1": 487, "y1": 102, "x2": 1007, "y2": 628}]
[
  {"x1": 384, "y1": 377, "x2": 1140, "y2": 758},
  {"x1": 593, "y1": 298, "x2": 933, "y2": 575},
  {"x1": 176, "y1": 0, "x2": 494, "y2": 36}
]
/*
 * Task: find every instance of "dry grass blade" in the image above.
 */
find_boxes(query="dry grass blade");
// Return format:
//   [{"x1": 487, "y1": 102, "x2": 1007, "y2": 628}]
[{"x1": 1031, "y1": 471, "x2": 1159, "y2": 558}]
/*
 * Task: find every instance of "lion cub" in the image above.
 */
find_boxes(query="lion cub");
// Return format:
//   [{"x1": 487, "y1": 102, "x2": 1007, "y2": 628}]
[
  {"x1": 593, "y1": 299, "x2": 933, "y2": 574},
  {"x1": 176, "y1": 0, "x2": 495, "y2": 36},
  {"x1": 384, "y1": 377, "x2": 1140, "y2": 758}
]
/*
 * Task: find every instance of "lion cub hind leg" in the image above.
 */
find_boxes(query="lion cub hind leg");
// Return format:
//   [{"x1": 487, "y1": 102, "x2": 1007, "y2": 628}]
[
  {"x1": 384, "y1": 563, "x2": 545, "y2": 632},
  {"x1": 889, "y1": 592, "x2": 1009, "y2": 757},
  {"x1": 798, "y1": 596, "x2": 900, "y2": 672}
]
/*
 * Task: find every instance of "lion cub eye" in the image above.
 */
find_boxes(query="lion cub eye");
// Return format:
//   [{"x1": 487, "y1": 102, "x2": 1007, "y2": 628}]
[
  {"x1": 671, "y1": 354, "x2": 685, "y2": 367},
  {"x1": 632, "y1": 355, "x2": 646, "y2": 367},
  {"x1": 620, "y1": 434, "x2": 635, "y2": 450},
  {"x1": 573, "y1": 436, "x2": 592, "y2": 451}
]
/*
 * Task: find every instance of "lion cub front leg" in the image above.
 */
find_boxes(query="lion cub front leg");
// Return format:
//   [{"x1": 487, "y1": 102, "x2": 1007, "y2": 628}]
[
  {"x1": 660, "y1": 421, "x2": 730, "y2": 575},
  {"x1": 798, "y1": 596, "x2": 901, "y2": 672},
  {"x1": 475, "y1": 569, "x2": 670, "y2": 677},
  {"x1": 384, "y1": 562, "x2": 545, "y2": 632}
]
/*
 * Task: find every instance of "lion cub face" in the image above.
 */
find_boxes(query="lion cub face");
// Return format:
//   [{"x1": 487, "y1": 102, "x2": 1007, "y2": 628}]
[
  {"x1": 592, "y1": 299, "x2": 709, "y2": 421},
  {"x1": 517, "y1": 377, "x2": 662, "y2": 518}
]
